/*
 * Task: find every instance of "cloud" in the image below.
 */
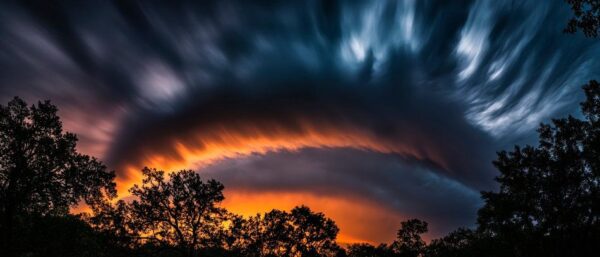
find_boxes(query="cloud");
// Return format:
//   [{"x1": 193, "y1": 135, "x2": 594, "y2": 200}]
[
  {"x1": 202, "y1": 148, "x2": 482, "y2": 242},
  {"x1": 1, "y1": 0, "x2": 599, "y2": 243}
]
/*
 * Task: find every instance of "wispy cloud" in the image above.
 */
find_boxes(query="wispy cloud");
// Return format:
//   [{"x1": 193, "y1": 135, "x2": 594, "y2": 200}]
[{"x1": 0, "y1": 0, "x2": 597, "y2": 243}]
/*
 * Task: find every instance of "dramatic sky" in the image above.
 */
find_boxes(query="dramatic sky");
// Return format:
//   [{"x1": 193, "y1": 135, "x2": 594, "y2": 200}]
[{"x1": 1, "y1": 0, "x2": 599, "y2": 244}]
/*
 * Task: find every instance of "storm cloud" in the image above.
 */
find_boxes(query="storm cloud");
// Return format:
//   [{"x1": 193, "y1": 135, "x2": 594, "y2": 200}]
[{"x1": 1, "y1": 0, "x2": 598, "y2": 243}]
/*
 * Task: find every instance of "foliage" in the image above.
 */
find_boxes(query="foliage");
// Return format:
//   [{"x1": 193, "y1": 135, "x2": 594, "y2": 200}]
[
  {"x1": 0, "y1": 97, "x2": 116, "y2": 256},
  {"x1": 87, "y1": 199, "x2": 137, "y2": 249},
  {"x1": 345, "y1": 219, "x2": 428, "y2": 257},
  {"x1": 10, "y1": 214, "x2": 128, "y2": 257},
  {"x1": 127, "y1": 168, "x2": 227, "y2": 256},
  {"x1": 346, "y1": 243, "x2": 395, "y2": 257},
  {"x1": 425, "y1": 228, "x2": 479, "y2": 257},
  {"x1": 229, "y1": 206, "x2": 342, "y2": 257},
  {"x1": 476, "y1": 80, "x2": 600, "y2": 256},
  {"x1": 564, "y1": 0, "x2": 600, "y2": 37},
  {"x1": 391, "y1": 219, "x2": 428, "y2": 257}
]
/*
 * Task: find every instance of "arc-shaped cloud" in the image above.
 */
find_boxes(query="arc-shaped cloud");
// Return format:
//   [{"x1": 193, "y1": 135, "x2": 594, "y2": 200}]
[{"x1": 1, "y1": 0, "x2": 599, "y2": 244}]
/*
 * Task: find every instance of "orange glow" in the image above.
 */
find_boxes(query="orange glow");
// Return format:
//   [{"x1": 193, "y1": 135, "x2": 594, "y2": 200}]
[
  {"x1": 115, "y1": 119, "x2": 449, "y2": 195},
  {"x1": 221, "y1": 190, "x2": 406, "y2": 245},
  {"x1": 111, "y1": 118, "x2": 447, "y2": 244}
]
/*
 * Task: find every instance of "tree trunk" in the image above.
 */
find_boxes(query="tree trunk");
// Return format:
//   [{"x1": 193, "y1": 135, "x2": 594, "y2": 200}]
[{"x1": 1, "y1": 205, "x2": 15, "y2": 257}]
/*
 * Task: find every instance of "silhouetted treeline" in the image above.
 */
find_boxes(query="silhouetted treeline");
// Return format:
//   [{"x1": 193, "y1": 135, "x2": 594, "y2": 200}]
[{"x1": 1, "y1": 81, "x2": 599, "y2": 257}]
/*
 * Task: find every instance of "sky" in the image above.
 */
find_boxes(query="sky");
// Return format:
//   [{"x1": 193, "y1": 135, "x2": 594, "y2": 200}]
[{"x1": 0, "y1": 0, "x2": 599, "y2": 244}]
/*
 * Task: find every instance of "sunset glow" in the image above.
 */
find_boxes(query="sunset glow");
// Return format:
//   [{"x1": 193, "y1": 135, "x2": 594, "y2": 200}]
[
  {"x1": 221, "y1": 191, "x2": 408, "y2": 245},
  {"x1": 2, "y1": 0, "x2": 598, "y2": 246},
  {"x1": 114, "y1": 119, "x2": 448, "y2": 194},
  {"x1": 112, "y1": 121, "x2": 447, "y2": 244}
]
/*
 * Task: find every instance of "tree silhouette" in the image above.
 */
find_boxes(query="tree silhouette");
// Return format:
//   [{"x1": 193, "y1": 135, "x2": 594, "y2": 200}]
[
  {"x1": 564, "y1": 0, "x2": 600, "y2": 37},
  {"x1": 346, "y1": 219, "x2": 429, "y2": 257},
  {"x1": 289, "y1": 206, "x2": 342, "y2": 257},
  {"x1": 125, "y1": 168, "x2": 228, "y2": 257},
  {"x1": 425, "y1": 228, "x2": 480, "y2": 257},
  {"x1": 392, "y1": 219, "x2": 428, "y2": 257},
  {"x1": 229, "y1": 206, "x2": 342, "y2": 257},
  {"x1": 347, "y1": 243, "x2": 395, "y2": 257},
  {"x1": 87, "y1": 199, "x2": 137, "y2": 250},
  {"x1": 13, "y1": 214, "x2": 127, "y2": 257},
  {"x1": 0, "y1": 97, "x2": 116, "y2": 256},
  {"x1": 235, "y1": 210, "x2": 294, "y2": 257},
  {"x1": 477, "y1": 80, "x2": 600, "y2": 256}
]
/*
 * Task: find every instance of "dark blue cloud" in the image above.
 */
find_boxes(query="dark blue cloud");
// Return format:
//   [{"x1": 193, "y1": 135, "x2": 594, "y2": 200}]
[
  {"x1": 0, "y1": 0, "x2": 598, "y2": 240},
  {"x1": 201, "y1": 148, "x2": 482, "y2": 238}
]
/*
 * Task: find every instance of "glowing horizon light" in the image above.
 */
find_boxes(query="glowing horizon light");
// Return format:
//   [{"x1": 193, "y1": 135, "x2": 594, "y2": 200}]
[{"x1": 113, "y1": 119, "x2": 451, "y2": 195}]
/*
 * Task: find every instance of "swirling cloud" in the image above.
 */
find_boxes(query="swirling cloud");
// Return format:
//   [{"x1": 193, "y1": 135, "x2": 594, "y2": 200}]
[{"x1": 1, "y1": 0, "x2": 598, "y2": 243}]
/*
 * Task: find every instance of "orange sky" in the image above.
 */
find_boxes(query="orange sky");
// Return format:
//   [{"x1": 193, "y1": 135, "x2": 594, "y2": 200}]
[
  {"x1": 222, "y1": 190, "x2": 407, "y2": 245},
  {"x1": 106, "y1": 119, "x2": 446, "y2": 244},
  {"x1": 114, "y1": 118, "x2": 450, "y2": 195}
]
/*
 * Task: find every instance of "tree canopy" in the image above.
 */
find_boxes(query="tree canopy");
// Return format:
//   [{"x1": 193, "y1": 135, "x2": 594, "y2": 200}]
[
  {"x1": 476, "y1": 80, "x2": 600, "y2": 256},
  {"x1": 564, "y1": 0, "x2": 600, "y2": 37},
  {"x1": 0, "y1": 97, "x2": 116, "y2": 256},
  {"x1": 392, "y1": 219, "x2": 428, "y2": 257},
  {"x1": 228, "y1": 206, "x2": 342, "y2": 257},
  {"x1": 90, "y1": 168, "x2": 344, "y2": 257}
]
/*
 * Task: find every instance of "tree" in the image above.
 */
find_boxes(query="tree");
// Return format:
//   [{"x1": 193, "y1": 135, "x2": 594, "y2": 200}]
[
  {"x1": 87, "y1": 199, "x2": 138, "y2": 250},
  {"x1": 347, "y1": 243, "x2": 395, "y2": 257},
  {"x1": 345, "y1": 219, "x2": 429, "y2": 257},
  {"x1": 425, "y1": 228, "x2": 479, "y2": 257},
  {"x1": 564, "y1": 0, "x2": 600, "y2": 37},
  {"x1": 12, "y1": 214, "x2": 129, "y2": 257},
  {"x1": 0, "y1": 97, "x2": 116, "y2": 256},
  {"x1": 477, "y1": 80, "x2": 600, "y2": 257},
  {"x1": 125, "y1": 168, "x2": 228, "y2": 257},
  {"x1": 239, "y1": 210, "x2": 295, "y2": 257},
  {"x1": 289, "y1": 206, "x2": 342, "y2": 257},
  {"x1": 229, "y1": 206, "x2": 343, "y2": 257},
  {"x1": 392, "y1": 219, "x2": 428, "y2": 257}
]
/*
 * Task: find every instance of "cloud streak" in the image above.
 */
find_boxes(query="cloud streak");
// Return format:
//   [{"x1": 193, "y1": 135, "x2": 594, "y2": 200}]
[{"x1": 1, "y1": 0, "x2": 598, "y2": 243}]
